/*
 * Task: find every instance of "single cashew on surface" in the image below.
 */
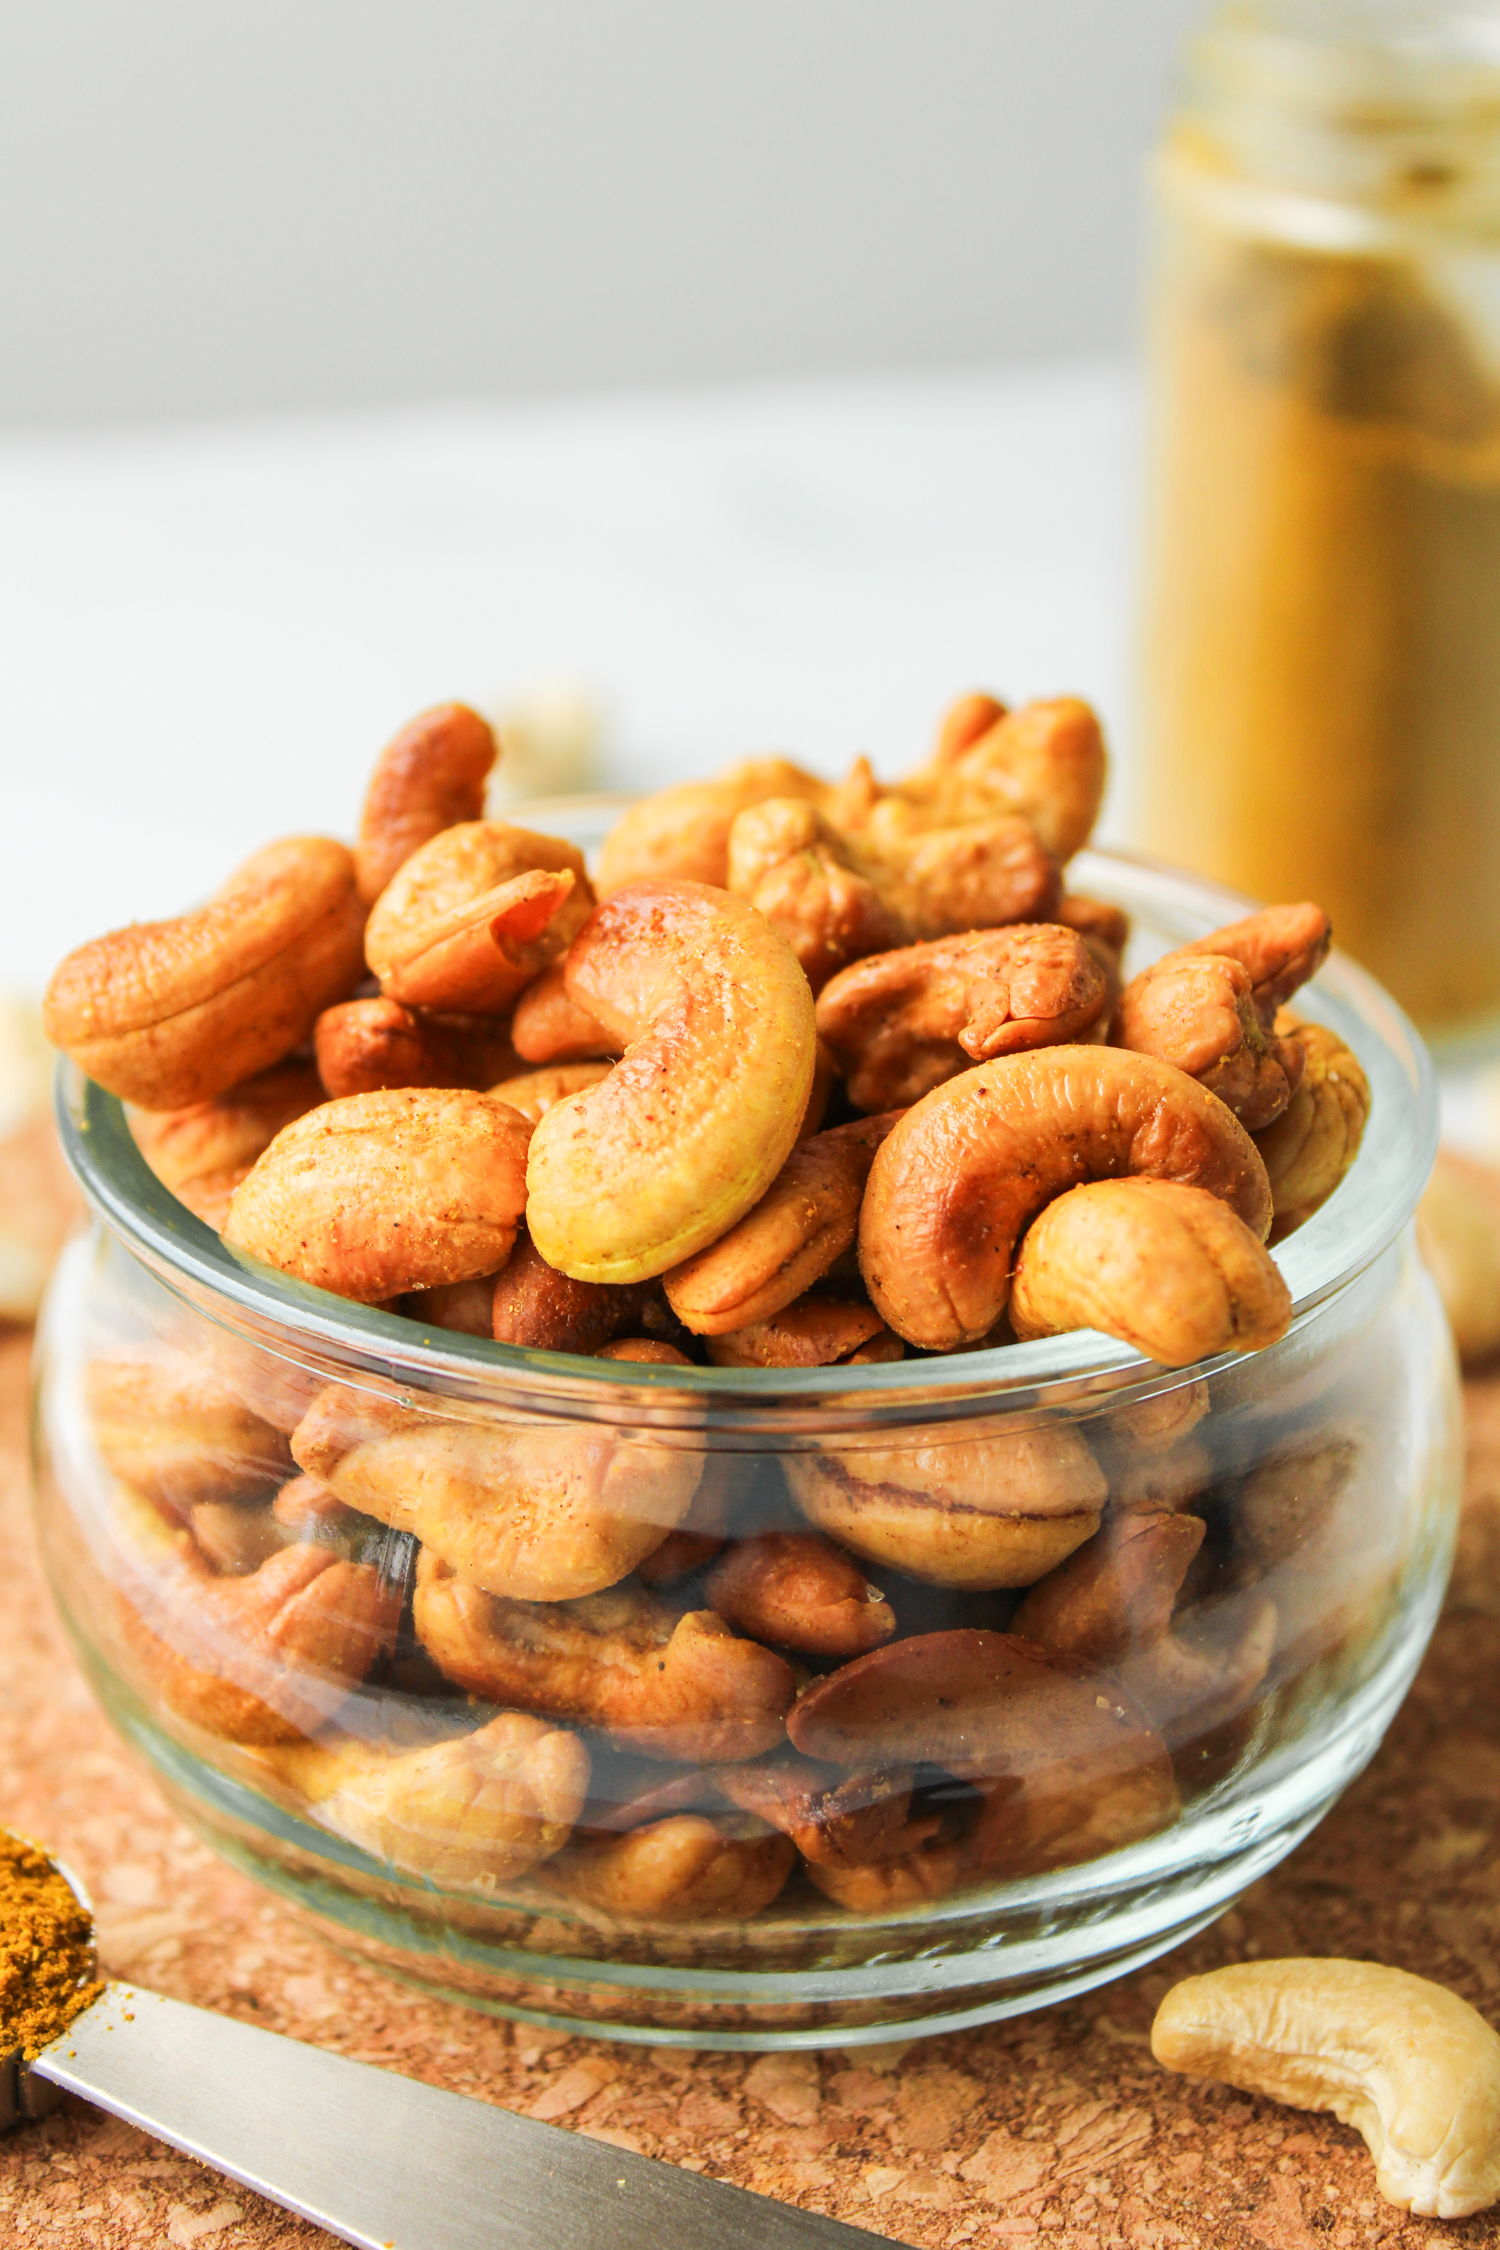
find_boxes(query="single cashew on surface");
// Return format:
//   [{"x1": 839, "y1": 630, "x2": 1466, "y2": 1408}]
[
  {"x1": 510, "y1": 965, "x2": 620, "y2": 1065},
  {"x1": 860, "y1": 1045, "x2": 1274, "y2": 1351},
  {"x1": 412, "y1": 1553, "x2": 795, "y2": 1761},
  {"x1": 1151, "y1": 1960, "x2": 1500, "y2": 2220},
  {"x1": 665, "y1": 1113, "x2": 898, "y2": 1336},
  {"x1": 223, "y1": 1087, "x2": 531, "y2": 1301},
  {"x1": 525, "y1": 880, "x2": 817, "y2": 1283},
  {"x1": 787, "y1": 1420, "x2": 1106, "y2": 1589},
  {"x1": 265, "y1": 1711, "x2": 589, "y2": 1888},
  {"x1": 1256, "y1": 1018, "x2": 1371, "y2": 1239},
  {"x1": 354, "y1": 701, "x2": 498, "y2": 905},
  {"x1": 314, "y1": 997, "x2": 519, "y2": 1099},
  {"x1": 594, "y1": 758, "x2": 828, "y2": 894},
  {"x1": 1115, "y1": 905, "x2": 1331, "y2": 1131},
  {"x1": 364, "y1": 821, "x2": 592, "y2": 1015},
  {"x1": 44, "y1": 836, "x2": 367, "y2": 1110},
  {"x1": 291, "y1": 1384, "x2": 700, "y2": 1599},
  {"x1": 541, "y1": 1814, "x2": 795, "y2": 1923},
  {"x1": 704, "y1": 1531, "x2": 896, "y2": 1657},
  {"x1": 817, "y1": 925, "x2": 1108, "y2": 1113},
  {"x1": 129, "y1": 1059, "x2": 325, "y2": 1228},
  {"x1": 1010, "y1": 1177, "x2": 1292, "y2": 1366},
  {"x1": 725, "y1": 797, "x2": 910, "y2": 991}
]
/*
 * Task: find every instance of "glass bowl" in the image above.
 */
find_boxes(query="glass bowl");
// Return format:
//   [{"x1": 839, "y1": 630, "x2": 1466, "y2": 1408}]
[{"x1": 30, "y1": 817, "x2": 1461, "y2": 2048}]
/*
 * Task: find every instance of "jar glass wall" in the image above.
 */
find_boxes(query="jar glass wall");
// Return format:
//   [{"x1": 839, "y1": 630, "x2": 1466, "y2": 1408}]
[{"x1": 30, "y1": 835, "x2": 1461, "y2": 2046}]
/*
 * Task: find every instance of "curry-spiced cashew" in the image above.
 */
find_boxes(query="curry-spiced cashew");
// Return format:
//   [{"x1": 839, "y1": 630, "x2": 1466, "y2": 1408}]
[
  {"x1": 223, "y1": 1087, "x2": 530, "y2": 1301},
  {"x1": 510, "y1": 963, "x2": 620, "y2": 1064},
  {"x1": 314, "y1": 997, "x2": 519, "y2": 1099},
  {"x1": 703, "y1": 1295, "x2": 903, "y2": 1368},
  {"x1": 364, "y1": 821, "x2": 591, "y2": 1016},
  {"x1": 412, "y1": 1552, "x2": 795, "y2": 1762},
  {"x1": 540, "y1": 1814, "x2": 795, "y2": 1923},
  {"x1": 1011, "y1": 1508, "x2": 1206, "y2": 1663},
  {"x1": 354, "y1": 701, "x2": 499, "y2": 905},
  {"x1": 525, "y1": 881, "x2": 817, "y2": 1283},
  {"x1": 895, "y1": 694, "x2": 1108, "y2": 863},
  {"x1": 129, "y1": 1060, "x2": 325, "y2": 1229},
  {"x1": 44, "y1": 836, "x2": 367, "y2": 1110},
  {"x1": 1010, "y1": 1178, "x2": 1292, "y2": 1367},
  {"x1": 490, "y1": 1232, "x2": 666, "y2": 1353},
  {"x1": 725, "y1": 797, "x2": 910, "y2": 992},
  {"x1": 263, "y1": 1710, "x2": 589, "y2": 1888},
  {"x1": 1256, "y1": 1019, "x2": 1371, "y2": 1240},
  {"x1": 594, "y1": 758, "x2": 828, "y2": 895},
  {"x1": 87, "y1": 1349, "x2": 293, "y2": 1517},
  {"x1": 816, "y1": 926, "x2": 1108, "y2": 1113},
  {"x1": 664, "y1": 1114, "x2": 898, "y2": 1337},
  {"x1": 785, "y1": 1420, "x2": 1106, "y2": 1589},
  {"x1": 859, "y1": 1046, "x2": 1274, "y2": 1351},
  {"x1": 291, "y1": 1383, "x2": 701, "y2": 1599},
  {"x1": 1151, "y1": 1961, "x2": 1500, "y2": 2219},
  {"x1": 704, "y1": 1531, "x2": 896, "y2": 1657}
]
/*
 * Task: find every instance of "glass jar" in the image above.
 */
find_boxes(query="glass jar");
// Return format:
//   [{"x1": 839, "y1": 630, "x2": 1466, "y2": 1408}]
[
  {"x1": 31, "y1": 821, "x2": 1459, "y2": 2048},
  {"x1": 1137, "y1": 0, "x2": 1500, "y2": 1057}
]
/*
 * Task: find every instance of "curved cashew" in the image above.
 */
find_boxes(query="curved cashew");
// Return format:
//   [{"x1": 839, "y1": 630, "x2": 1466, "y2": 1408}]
[
  {"x1": 510, "y1": 965, "x2": 620, "y2": 1064},
  {"x1": 224, "y1": 1087, "x2": 531, "y2": 1301},
  {"x1": 704, "y1": 1531, "x2": 896, "y2": 1657},
  {"x1": 1010, "y1": 1178, "x2": 1292, "y2": 1367},
  {"x1": 364, "y1": 821, "x2": 591, "y2": 1015},
  {"x1": 1011, "y1": 1509, "x2": 1206, "y2": 1663},
  {"x1": 966, "y1": 1747, "x2": 1179, "y2": 1879},
  {"x1": 714, "y1": 1754, "x2": 938, "y2": 1867},
  {"x1": 412, "y1": 1552, "x2": 794, "y2": 1761},
  {"x1": 816, "y1": 926, "x2": 1108, "y2": 1114},
  {"x1": 291, "y1": 1384, "x2": 701, "y2": 1599},
  {"x1": 704, "y1": 1294, "x2": 902, "y2": 1368},
  {"x1": 804, "y1": 1831, "x2": 970, "y2": 1913},
  {"x1": 88, "y1": 1349, "x2": 293, "y2": 1516},
  {"x1": 1121, "y1": 1589, "x2": 1278, "y2": 1749},
  {"x1": 118, "y1": 1535, "x2": 400, "y2": 1745},
  {"x1": 264, "y1": 1710, "x2": 589, "y2": 1888},
  {"x1": 354, "y1": 701, "x2": 498, "y2": 906},
  {"x1": 1256, "y1": 1019, "x2": 1370, "y2": 1240},
  {"x1": 44, "y1": 836, "x2": 367, "y2": 1110},
  {"x1": 860, "y1": 1046, "x2": 1274, "y2": 1351},
  {"x1": 725, "y1": 797, "x2": 910, "y2": 992},
  {"x1": 129, "y1": 1060, "x2": 324, "y2": 1229},
  {"x1": 786, "y1": 1421, "x2": 1106, "y2": 1589},
  {"x1": 490, "y1": 1232, "x2": 664, "y2": 1354},
  {"x1": 595, "y1": 758, "x2": 828, "y2": 895},
  {"x1": 664, "y1": 1114, "x2": 897, "y2": 1336},
  {"x1": 1115, "y1": 905, "x2": 1331, "y2": 1131},
  {"x1": 893, "y1": 695, "x2": 1107, "y2": 863},
  {"x1": 541, "y1": 1814, "x2": 795, "y2": 1923},
  {"x1": 314, "y1": 997, "x2": 519, "y2": 1099},
  {"x1": 1151, "y1": 1960, "x2": 1500, "y2": 2219},
  {"x1": 525, "y1": 881, "x2": 817, "y2": 1283},
  {"x1": 856, "y1": 811, "x2": 1063, "y2": 942}
]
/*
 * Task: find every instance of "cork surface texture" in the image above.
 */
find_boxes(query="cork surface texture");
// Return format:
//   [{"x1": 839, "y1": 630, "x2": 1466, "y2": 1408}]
[{"x1": 3, "y1": 1153, "x2": 1500, "y2": 2246}]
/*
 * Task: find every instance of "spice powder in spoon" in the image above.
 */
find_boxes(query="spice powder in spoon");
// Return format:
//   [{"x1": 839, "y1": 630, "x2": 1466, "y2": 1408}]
[{"x1": 0, "y1": 1831, "x2": 101, "y2": 2060}]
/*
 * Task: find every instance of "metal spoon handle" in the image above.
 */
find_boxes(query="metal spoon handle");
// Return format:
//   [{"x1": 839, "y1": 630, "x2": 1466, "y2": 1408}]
[{"x1": 25, "y1": 1983, "x2": 888, "y2": 2250}]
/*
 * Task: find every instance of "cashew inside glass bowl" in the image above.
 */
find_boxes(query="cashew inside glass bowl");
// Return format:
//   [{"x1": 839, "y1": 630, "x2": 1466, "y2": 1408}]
[{"x1": 31, "y1": 818, "x2": 1461, "y2": 2048}]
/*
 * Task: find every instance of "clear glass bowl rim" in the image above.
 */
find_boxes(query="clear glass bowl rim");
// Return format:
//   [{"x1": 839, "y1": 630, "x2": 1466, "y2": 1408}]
[{"x1": 52, "y1": 828, "x2": 1439, "y2": 1437}]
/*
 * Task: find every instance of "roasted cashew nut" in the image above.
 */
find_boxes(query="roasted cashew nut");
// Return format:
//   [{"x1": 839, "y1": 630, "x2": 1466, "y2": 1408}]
[
  {"x1": 291, "y1": 1383, "x2": 701, "y2": 1600},
  {"x1": 1121, "y1": 1589, "x2": 1278, "y2": 1750},
  {"x1": 665, "y1": 1114, "x2": 898, "y2": 1336},
  {"x1": 816, "y1": 925, "x2": 1108, "y2": 1113},
  {"x1": 525, "y1": 880, "x2": 817, "y2": 1283},
  {"x1": 224, "y1": 1087, "x2": 531, "y2": 1301},
  {"x1": 354, "y1": 701, "x2": 498, "y2": 906},
  {"x1": 594, "y1": 758, "x2": 828, "y2": 895},
  {"x1": 314, "y1": 997, "x2": 519, "y2": 1099},
  {"x1": 1257, "y1": 1017, "x2": 1371, "y2": 1240},
  {"x1": 87, "y1": 1350, "x2": 293, "y2": 1516},
  {"x1": 892, "y1": 694, "x2": 1108, "y2": 863},
  {"x1": 1011, "y1": 1508, "x2": 1206, "y2": 1664},
  {"x1": 364, "y1": 821, "x2": 592, "y2": 1015},
  {"x1": 540, "y1": 1814, "x2": 796, "y2": 1923},
  {"x1": 412, "y1": 1552, "x2": 795, "y2": 1762},
  {"x1": 725, "y1": 797, "x2": 910, "y2": 992},
  {"x1": 44, "y1": 836, "x2": 367, "y2": 1111},
  {"x1": 1152, "y1": 1960, "x2": 1500, "y2": 2219},
  {"x1": 489, "y1": 1232, "x2": 666, "y2": 1354},
  {"x1": 129, "y1": 1060, "x2": 325, "y2": 1229},
  {"x1": 713, "y1": 1753, "x2": 938, "y2": 1867},
  {"x1": 703, "y1": 1531, "x2": 896, "y2": 1657},
  {"x1": 703, "y1": 1294, "x2": 902, "y2": 1369},
  {"x1": 1010, "y1": 1177, "x2": 1292, "y2": 1366},
  {"x1": 859, "y1": 1045, "x2": 1274, "y2": 1351},
  {"x1": 510, "y1": 965, "x2": 619, "y2": 1065}
]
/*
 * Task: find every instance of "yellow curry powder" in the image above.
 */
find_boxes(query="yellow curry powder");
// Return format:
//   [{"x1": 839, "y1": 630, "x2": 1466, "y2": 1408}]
[{"x1": 0, "y1": 1832, "x2": 101, "y2": 2061}]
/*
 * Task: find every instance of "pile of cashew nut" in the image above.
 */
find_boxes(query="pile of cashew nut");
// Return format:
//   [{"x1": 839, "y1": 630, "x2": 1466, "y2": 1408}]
[{"x1": 46, "y1": 691, "x2": 1378, "y2": 1929}]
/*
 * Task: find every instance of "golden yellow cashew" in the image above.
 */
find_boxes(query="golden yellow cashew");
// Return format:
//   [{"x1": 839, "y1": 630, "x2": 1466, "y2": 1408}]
[
  {"x1": 264, "y1": 1711, "x2": 590, "y2": 1888},
  {"x1": 44, "y1": 835, "x2": 367, "y2": 1111},
  {"x1": 859, "y1": 1046, "x2": 1274, "y2": 1351},
  {"x1": 1151, "y1": 1960, "x2": 1500, "y2": 2220},
  {"x1": 1257, "y1": 1018, "x2": 1371, "y2": 1239},
  {"x1": 354, "y1": 701, "x2": 498, "y2": 906},
  {"x1": 483, "y1": 1060, "x2": 612, "y2": 1123},
  {"x1": 87, "y1": 1349, "x2": 293, "y2": 1516},
  {"x1": 541, "y1": 1814, "x2": 796, "y2": 1924},
  {"x1": 703, "y1": 1293, "x2": 902, "y2": 1368},
  {"x1": 664, "y1": 1113, "x2": 898, "y2": 1336},
  {"x1": 725, "y1": 797, "x2": 910, "y2": 991},
  {"x1": 128, "y1": 1059, "x2": 324, "y2": 1229},
  {"x1": 894, "y1": 694, "x2": 1108, "y2": 862},
  {"x1": 594, "y1": 757, "x2": 828, "y2": 894},
  {"x1": 1010, "y1": 1177, "x2": 1292, "y2": 1366},
  {"x1": 223, "y1": 1087, "x2": 531, "y2": 1302},
  {"x1": 364, "y1": 820, "x2": 591, "y2": 1015},
  {"x1": 509, "y1": 961, "x2": 620, "y2": 1064},
  {"x1": 525, "y1": 881, "x2": 817, "y2": 1283}
]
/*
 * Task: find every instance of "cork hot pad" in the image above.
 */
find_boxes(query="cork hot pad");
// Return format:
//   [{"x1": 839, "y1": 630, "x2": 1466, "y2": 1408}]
[{"x1": 4, "y1": 1313, "x2": 1500, "y2": 2248}]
